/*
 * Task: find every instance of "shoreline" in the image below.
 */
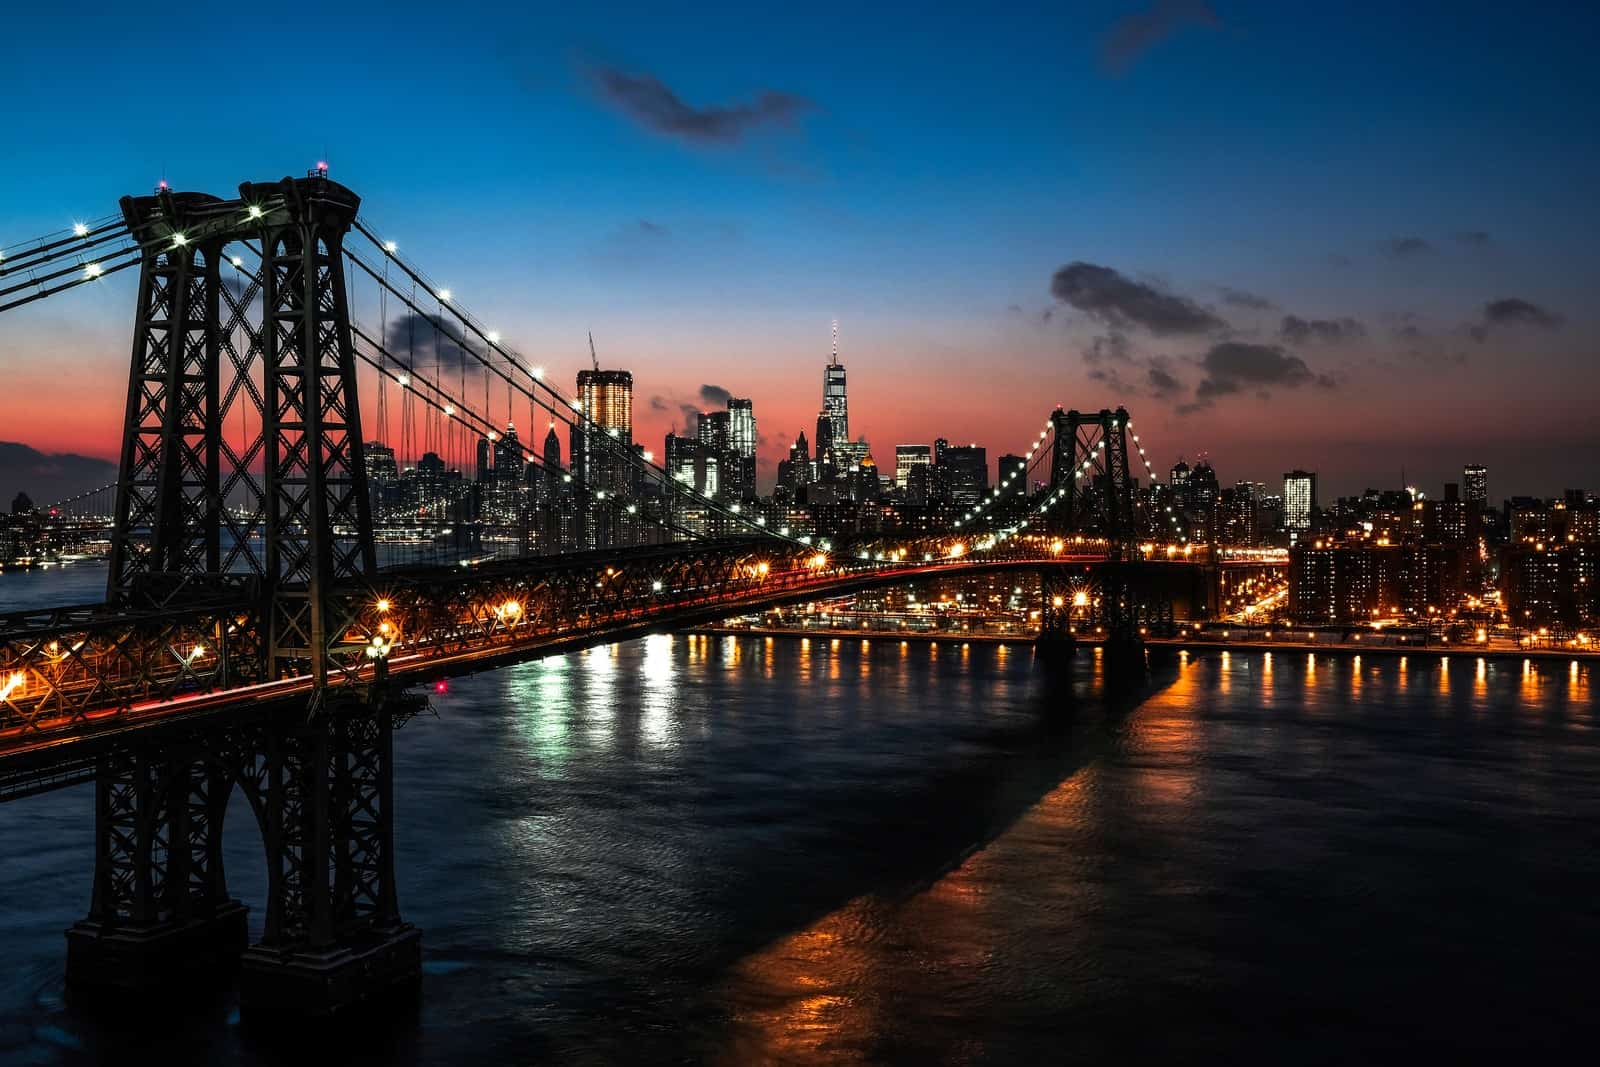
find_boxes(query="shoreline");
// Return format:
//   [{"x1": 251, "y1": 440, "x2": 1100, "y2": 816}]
[{"x1": 687, "y1": 626, "x2": 1600, "y2": 664}]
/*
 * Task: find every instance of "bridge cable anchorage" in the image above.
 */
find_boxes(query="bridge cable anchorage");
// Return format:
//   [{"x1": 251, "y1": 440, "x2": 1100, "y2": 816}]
[{"x1": 344, "y1": 221, "x2": 841, "y2": 555}]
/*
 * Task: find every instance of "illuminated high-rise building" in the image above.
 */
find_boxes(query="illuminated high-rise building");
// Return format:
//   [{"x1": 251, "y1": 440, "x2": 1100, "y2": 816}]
[
  {"x1": 1463, "y1": 464, "x2": 1488, "y2": 511},
  {"x1": 728, "y1": 397, "x2": 757, "y2": 500},
  {"x1": 944, "y1": 445, "x2": 988, "y2": 507},
  {"x1": 817, "y1": 321, "x2": 849, "y2": 471},
  {"x1": 895, "y1": 445, "x2": 932, "y2": 491},
  {"x1": 572, "y1": 368, "x2": 633, "y2": 494},
  {"x1": 1283, "y1": 469, "x2": 1317, "y2": 533},
  {"x1": 572, "y1": 367, "x2": 634, "y2": 547}
]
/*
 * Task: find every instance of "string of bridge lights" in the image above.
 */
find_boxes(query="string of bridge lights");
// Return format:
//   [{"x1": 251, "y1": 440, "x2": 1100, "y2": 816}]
[
  {"x1": 952, "y1": 416, "x2": 1057, "y2": 530},
  {"x1": 1127, "y1": 419, "x2": 1189, "y2": 544},
  {"x1": 6, "y1": 199, "x2": 1175, "y2": 576},
  {"x1": 345, "y1": 218, "x2": 831, "y2": 553}
]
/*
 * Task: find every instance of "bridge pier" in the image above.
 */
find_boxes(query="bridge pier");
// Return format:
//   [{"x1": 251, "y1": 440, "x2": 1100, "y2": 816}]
[
  {"x1": 64, "y1": 688, "x2": 423, "y2": 1018},
  {"x1": 66, "y1": 749, "x2": 251, "y2": 1000},
  {"x1": 236, "y1": 690, "x2": 422, "y2": 1019}
]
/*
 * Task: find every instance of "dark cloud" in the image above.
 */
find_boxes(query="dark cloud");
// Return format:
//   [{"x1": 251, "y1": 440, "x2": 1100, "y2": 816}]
[
  {"x1": 698, "y1": 383, "x2": 732, "y2": 407},
  {"x1": 1220, "y1": 286, "x2": 1275, "y2": 311},
  {"x1": 1189, "y1": 342, "x2": 1333, "y2": 407},
  {"x1": 1050, "y1": 262, "x2": 1225, "y2": 336},
  {"x1": 1484, "y1": 297, "x2": 1562, "y2": 327},
  {"x1": 1470, "y1": 297, "x2": 1563, "y2": 341},
  {"x1": 589, "y1": 66, "x2": 813, "y2": 144},
  {"x1": 1081, "y1": 332, "x2": 1134, "y2": 365},
  {"x1": 381, "y1": 311, "x2": 486, "y2": 376},
  {"x1": 1279, "y1": 314, "x2": 1367, "y2": 345},
  {"x1": 1453, "y1": 230, "x2": 1492, "y2": 248},
  {"x1": 1101, "y1": 0, "x2": 1220, "y2": 73},
  {"x1": 1377, "y1": 236, "x2": 1433, "y2": 258},
  {"x1": 1146, "y1": 357, "x2": 1183, "y2": 398}
]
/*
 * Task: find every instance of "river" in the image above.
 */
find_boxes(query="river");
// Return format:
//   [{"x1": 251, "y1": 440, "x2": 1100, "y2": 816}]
[{"x1": 1, "y1": 563, "x2": 1597, "y2": 1062}]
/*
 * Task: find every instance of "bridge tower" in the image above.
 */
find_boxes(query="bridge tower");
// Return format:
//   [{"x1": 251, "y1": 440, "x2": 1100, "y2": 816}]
[
  {"x1": 74, "y1": 174, "x2": 415, "y2": 1018},
  {"x1": 1040, "y1": 406, "x2": 1146, "y2": 665}
]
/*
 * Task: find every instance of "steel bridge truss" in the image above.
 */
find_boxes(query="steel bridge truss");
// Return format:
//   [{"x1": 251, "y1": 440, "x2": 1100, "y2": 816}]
[
  {"x1": 64, "y1": 690, "x2": 418, "y2": 1006},
  {"x1": 107, "y1": 175, "x2": 376, "y2": 689}
]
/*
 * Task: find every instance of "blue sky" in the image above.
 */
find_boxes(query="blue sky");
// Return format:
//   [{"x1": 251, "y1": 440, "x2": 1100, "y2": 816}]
[{"x1": 1, "y1": 1, "x2": 1596, "y2": 498}]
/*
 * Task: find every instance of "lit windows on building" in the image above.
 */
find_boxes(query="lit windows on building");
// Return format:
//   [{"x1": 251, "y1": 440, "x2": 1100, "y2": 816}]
[{"x1": 1283, "y1": 470, "x2": 1316, "y2": 533}]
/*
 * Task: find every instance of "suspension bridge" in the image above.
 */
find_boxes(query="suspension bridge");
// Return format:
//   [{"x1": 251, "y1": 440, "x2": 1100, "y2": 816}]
[{"x1": 0, "y1": 170, "x2": 1282, "y2": 1017}]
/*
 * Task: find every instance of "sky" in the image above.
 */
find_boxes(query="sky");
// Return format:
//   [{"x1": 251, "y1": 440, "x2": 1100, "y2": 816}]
[{"x1": 1, "y1": 0, "x2": 1596, "y2": 503}]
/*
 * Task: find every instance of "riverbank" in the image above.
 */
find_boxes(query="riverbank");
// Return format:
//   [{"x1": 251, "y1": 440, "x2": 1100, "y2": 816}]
[{"x1": 689, "y1": 625, "x2": 1600, "y2": 664}]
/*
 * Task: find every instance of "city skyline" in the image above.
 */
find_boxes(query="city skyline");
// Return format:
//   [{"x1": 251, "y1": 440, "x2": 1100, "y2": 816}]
[{"x1": 2, "y1": 1, "x2": 1597, "y2": 500}]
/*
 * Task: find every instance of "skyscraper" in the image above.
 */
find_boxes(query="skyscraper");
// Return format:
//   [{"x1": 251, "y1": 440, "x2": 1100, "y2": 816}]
[
  {"x1": 1284, "y1": 470, "x2": 1317, "y2": 533},
  {"x1": 818, "y1": 322, "x2": 848, "y2": 470},
  {"x1": 1463, "y1": 464, "x2": 1488, "y2": 511},
  {"x1": 572, "y1": 367, "x2": 633, "y2": 496},
  {"x1": 572, "y1": 366, "x2": 634, "y2": 548},
  {"x1": 728, "y1": 397, "x2": 757, "y2": 500},
  {"x1": 944, "y1": 445, "x2": 989, "y2": 507},
  {"x1": 895, "y1": 445, "x2": 932, "y2": 491}
]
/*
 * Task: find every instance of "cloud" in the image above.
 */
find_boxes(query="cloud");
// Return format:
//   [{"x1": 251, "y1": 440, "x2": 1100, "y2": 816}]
[
  {"x1": 1101, "y1": 0, "x2": 1220, "y2": 73},
  {"x1": 1050, "y1": 261, "x2": 1225, "y2": 335},
  {"x1": 1081, "y1": 332, "x2": 1134, "y2": 365},
  {"x1": 1145, "y1": 357, "x2": 1184, "y2": 398},
  {"x1": 1377, "y1": 236, "x2": 1433, "y2": 258},
  {"x1": 589, "y1": 66, "x2": 813, "y2": 144},
  {"x1": 1483, "y1": 297, "x2": 1562, "y2": 328},
  {"x1": 382, "y1": 311, "x2": 486, "y2": 376},
  {"x1": 698, "y1": 383, "x2": 733, "y2": 407},
  {"x1": 1453, "y1": 230, "x2": 1492, "y2": 248},
  {"x1": 1470, "y1": 297, "x2": 1563, "y2": 341},
  {"x1": 1188, "y1": 341, "x2": 1333, "y2": 409},
  {"x1": 1279, "y1": 314, "x2": 1367, "y2": 345},
  {"x1": 1220, "y1": 286, "x2": 1275, "y2": 311}
]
